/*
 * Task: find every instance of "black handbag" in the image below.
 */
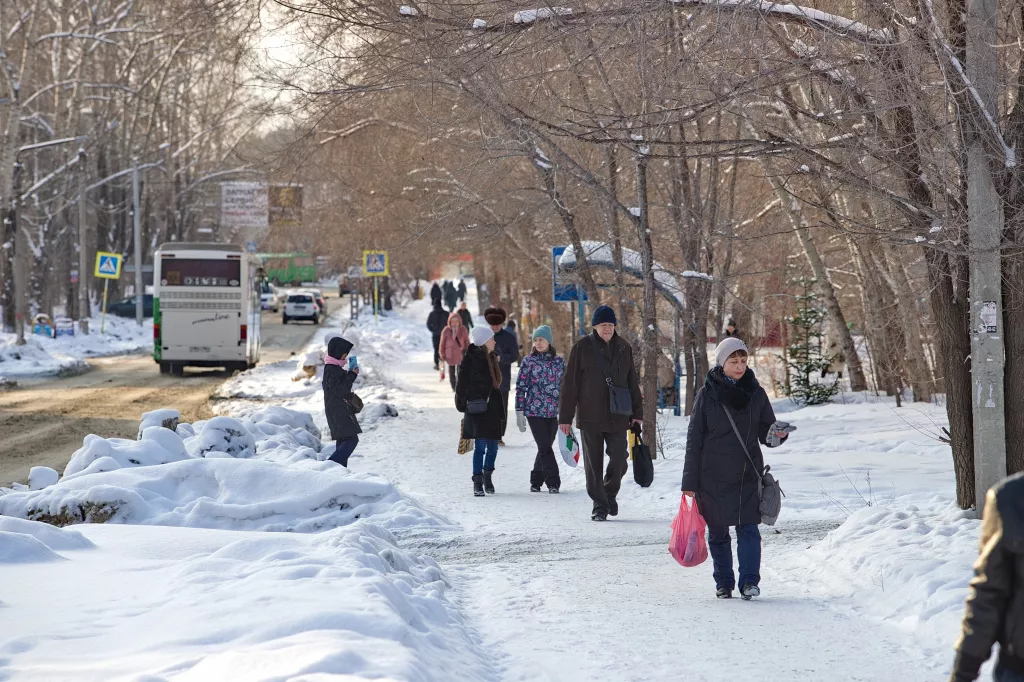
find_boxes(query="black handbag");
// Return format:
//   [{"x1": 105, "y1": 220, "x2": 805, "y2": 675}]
[
  {"x1": 348, "y1": 393, "x2": 364, "y2": 414},
  {"x1": 589, "y1": 336, "x2": 633, "y2": 416},
  {"x1": 632, "y1": 431, "x2": 654, "y2": 487},
  {"x1": 466, "y1": 397, "x2": 489, "y2": 414}
]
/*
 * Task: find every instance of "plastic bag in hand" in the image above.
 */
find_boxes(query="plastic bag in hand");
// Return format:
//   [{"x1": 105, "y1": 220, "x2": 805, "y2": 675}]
[{"x1": 669, "y1": 495, "x2": 708, "y2": 568}]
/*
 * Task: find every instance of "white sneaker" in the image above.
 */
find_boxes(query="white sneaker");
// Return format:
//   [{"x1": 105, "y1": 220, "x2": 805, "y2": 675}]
[{"x1": 740, "y1": 585, "x2": 761, "y2": 601}]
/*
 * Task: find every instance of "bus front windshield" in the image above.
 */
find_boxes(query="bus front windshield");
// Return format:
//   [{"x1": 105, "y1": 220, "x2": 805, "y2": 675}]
[{"x1": 160, "y1": 258, "x2": 241, "y2": 287}]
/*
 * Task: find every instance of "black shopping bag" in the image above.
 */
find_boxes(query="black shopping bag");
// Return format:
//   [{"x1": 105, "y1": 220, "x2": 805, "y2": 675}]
[{"x1": 632, "y1": 431, "x2": 654, "y2": 488}]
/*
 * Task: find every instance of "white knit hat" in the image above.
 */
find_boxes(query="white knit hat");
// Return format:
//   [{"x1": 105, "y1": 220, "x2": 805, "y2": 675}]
[
  {"x1": 471, "y1": 326, "x2": 494, "y2": 347},
  {"x1": 714, "y1": 337, "x2": 748, "y2": 368}
]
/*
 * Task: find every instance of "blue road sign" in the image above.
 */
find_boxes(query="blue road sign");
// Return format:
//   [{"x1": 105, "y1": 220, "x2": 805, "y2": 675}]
[
  {"x1": 553, "y1": 246, "x2": 588, "y2": 302},
  {"x1": 245, "y1": 241, "x2": 257, "y2": 253}
]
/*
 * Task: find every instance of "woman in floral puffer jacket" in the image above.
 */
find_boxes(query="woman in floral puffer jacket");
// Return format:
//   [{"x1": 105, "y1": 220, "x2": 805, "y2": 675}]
[{"x1": 515, "y1": 326, "x2": 566, "y2": 493}]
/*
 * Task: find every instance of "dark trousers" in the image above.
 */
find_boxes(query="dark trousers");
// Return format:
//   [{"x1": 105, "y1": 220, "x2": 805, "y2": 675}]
[
  {"x1": 499, "y1": 390, "x2": 510, "y2": 438},
  {"x1": 528, "y1": 417, "x2": 561, "y2": 489},
  {"x1": 431, "y1": 334, "x2": 441, "y2": 367},
  {"x1": 707, "y1": 523, "x2": 761, "y2": 590},
  {"x1": 448, "y1": 364, "x2": 458, "y2": 391},
  {"x1": 580, "y1": 429, "x2": 628, "y2": 514},
  {"x1": 330, "y1": 436, "x2": 359, "y2": 467}
]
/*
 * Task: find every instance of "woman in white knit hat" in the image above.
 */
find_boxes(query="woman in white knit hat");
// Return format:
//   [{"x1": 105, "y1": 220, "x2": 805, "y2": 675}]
[
  {"x1": 456, "y1": 326, "x2": 505, "y2": 496},
  {"x1": 681, "y1": 337, "x2": 792, "y2": 600}
]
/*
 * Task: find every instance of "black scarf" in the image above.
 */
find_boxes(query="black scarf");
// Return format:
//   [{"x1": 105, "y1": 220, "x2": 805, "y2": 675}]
[{"x1": 704, "y1": 366, "x2": 757, "y2": 411}]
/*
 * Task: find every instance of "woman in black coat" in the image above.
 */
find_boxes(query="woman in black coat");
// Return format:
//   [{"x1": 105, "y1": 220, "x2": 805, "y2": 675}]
[
  {"x1": 456, "y1": 327, "x2": 504, "y2": 496},
  {"x1": 682, "y1": 337, "x2": 789, "y2": 600},
  {"x1": 323, "y1": 336, "x2": 361, "y2": 467}
]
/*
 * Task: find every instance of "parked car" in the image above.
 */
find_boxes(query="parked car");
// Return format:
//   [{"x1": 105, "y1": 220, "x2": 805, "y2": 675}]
[
  {"x1": 259, "y1": 283, "x2": 280, "y2": 312},
  {"x1": 106, "y1": 294, "x2": 154, "y2": 318},
  {"x1": 339, "y1": 266, "x2": 363, "y2": 296},
  {"x1": 308, "y1": 289, "x2": 327, "y2": 317},
  {"x1": 283, "y1": 292, "x2": 320, "y2": 324}
]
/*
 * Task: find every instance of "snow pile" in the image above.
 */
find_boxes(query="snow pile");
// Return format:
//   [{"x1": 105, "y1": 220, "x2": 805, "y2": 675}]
[
  {"x1": 186, "y1": 416, "x2": 258, "y2": 459},
  {"x1": 514, "y1": 6, "x2": 573, "y2": 22},
  {"x1": 0, "y1": 517, "x2": 94, "y2": 564},
  {"x1": 28, "y1": 466, "x2": 59, "y2": 490},
  {"x1": 0, "y1": 314, "x2": 153, "y2": 378},
  {"x1": 63, "y1": 428, "x2": 190, "y2": 479},
  {"x1": 137, "y1": 408, "x2": 180, "y2": 438}
]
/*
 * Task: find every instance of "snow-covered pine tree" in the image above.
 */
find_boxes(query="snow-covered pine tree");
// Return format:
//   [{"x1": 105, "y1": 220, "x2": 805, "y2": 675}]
[{"x1": 785, "y1": 278, "x2": 840, "y2": 406}]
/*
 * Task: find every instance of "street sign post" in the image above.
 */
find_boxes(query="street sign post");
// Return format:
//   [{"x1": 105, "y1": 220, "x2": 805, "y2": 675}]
[
  {"x1": 363, "y1": 250, "x2": 389, "y2": 320},
  {"x1": 552, "y1": 246, "x2": 588, "y2": 302},
  {"x1": 94, "y1": 251, "x2": 122, "y2": 333}
]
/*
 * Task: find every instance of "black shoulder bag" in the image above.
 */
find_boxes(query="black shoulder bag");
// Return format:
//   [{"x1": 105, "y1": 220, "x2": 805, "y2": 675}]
[
  {"x1": 589, "y1": 336, "x2": 633, "y2": 416},
  {"x1": 722, "y1": 406, "x2": 784, "y2": 526}
]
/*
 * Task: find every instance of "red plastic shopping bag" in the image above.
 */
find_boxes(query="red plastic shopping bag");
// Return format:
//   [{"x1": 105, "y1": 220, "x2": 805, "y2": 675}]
[{"x1": 669, "y1": 495, "x2": 708, "y2": 567}]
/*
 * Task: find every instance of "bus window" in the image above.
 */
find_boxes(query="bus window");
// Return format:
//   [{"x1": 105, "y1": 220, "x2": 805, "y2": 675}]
[{"x1": 160, "y1": 258, "x2": 241, "y2": 287}]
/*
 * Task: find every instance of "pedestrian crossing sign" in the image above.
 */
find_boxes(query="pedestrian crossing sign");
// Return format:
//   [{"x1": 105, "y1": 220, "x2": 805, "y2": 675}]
[
  {"x1": 94, "y1": 251, "x2": 122, "y2": 279},
  {"x1": 362, "y1": 250, "x2": 389, "y2": 277}
]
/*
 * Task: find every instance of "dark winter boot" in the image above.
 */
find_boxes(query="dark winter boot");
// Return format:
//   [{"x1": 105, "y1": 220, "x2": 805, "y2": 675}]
[
  {"x1": 483, "y1": 470, "x2": 495, "y2": 495},
  {"x1": 472, "y1": 475, "x2": 485, "y2": 497},
  {"x1": 608, "y1": 499, "x2": 619, "y2": 517},
  {"x1": 716, "y1": 587, "x2": 733, "y2": 599}
]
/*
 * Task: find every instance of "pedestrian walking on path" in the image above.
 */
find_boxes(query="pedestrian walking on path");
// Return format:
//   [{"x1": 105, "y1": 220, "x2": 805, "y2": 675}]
[
  {"x1": 444, "y1": 280, "x2": 459, "y2": 312},
  {"x1": 430, "y1": 282, "x2": 443, "y2": 307},
  {"x1": 485, "y1": 307, "x2": 519, "y2": 444},
  {"x1": 456, "y1": 326, "x2": 505, "y2": 497},
  {"x1": 682, "y1": 337, "x2": 790, "y2": 600},
  {"x1": 949, "y1": 472, "x2": 1024, "y2": 682},
  {"x1": 515, "y1": 325, "x2": 565, "y2": 493},
  {"x1": 427, "y1": 300, "x2": 448, "y2": 371},
  {"x1": 439, "y1": 312, "x2": 470, "y2": 392},
  {"x1": 323, "y1": 336, "x2": 361, "y2": 467},
  {"x1": 458, "y1": 301, "x2": 474, "y2": 330},
  {"x1": 457, "y1": 279, "x2": 467, "y2": 302},
  {"x1": 558, "y1": 305, "x2": 643, "y2": 522}
]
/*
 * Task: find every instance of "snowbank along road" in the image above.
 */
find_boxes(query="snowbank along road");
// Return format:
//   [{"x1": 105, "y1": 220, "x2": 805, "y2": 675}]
[{"x1": 0, "y1": 296, "x2": 339, "y2": 485}]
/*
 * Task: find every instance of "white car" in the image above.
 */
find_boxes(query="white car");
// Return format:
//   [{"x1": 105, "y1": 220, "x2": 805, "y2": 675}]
[
  {"x1": 283, "y1": 292, "x2": 320, "y2": 324},
  {"x1": 260, "y1": 284, "x2": 280, "y2": 312}
]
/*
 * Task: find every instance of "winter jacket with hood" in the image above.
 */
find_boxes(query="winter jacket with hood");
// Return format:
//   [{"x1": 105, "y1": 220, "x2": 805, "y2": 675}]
[
  {"x1": 457, "y1": 280, "x2": 467, "y2": 300},
  {"x1": 515, "y1": 349, "x2": 565, "y2": 419},
  {"x1": 430, "y1": 283, "x2": 442, "y2": 305},
  {"x1": 439, "y1": 313, "x2": 470, "y2": 367},
  {"x1": 455, "y1": 344, "x2": 504, "y2": 440},
  {"x1": 950, "y1": 473, "x2": 1024, "y2": 681},
  {"x1": 458, "y1": 308, "x2": 474, "y2": 330},
  {"x1": 444, "y1": 283, "x2": 459, "y2": 311},
  {"x1": 558, "y1": 331, "x2": 643, "y2": 433},
  {"x1": 681, "y1": 367, "x2": 777, "y2": 528},
  {"x1": 426, "y1": 302, "x2": 448, "y2": 338},
  {"x1": 323, "y1": 337, "x2": 361, "y2": 440},
  {"x1": 492, "y1": 328, "x2": 519, "y2": 393}
]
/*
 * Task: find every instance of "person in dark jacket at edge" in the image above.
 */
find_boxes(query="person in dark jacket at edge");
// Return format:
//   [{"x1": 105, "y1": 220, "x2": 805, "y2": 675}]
[
  {"x1": 682, "y1": 337, "x2": 790, "y2": 600},
  {"x1": 457, "y1": 279, "x2": 468, "y2": 302},
  {"x1": 430, "y1": 281, "x2": 443, "y2": 307},
  {"x1": 558, "y1": 305, "x2": 643, "y2": 522},
  {"x1": 444, "y1": 280, "x2": 459, "y2": 312},
  {"x1": 458, "y1": 301, "x2": 474, "y2": 330},
  {"x1": 724, "y1": 319, "x2": 739, "y2": 339},
  {"x1": 949, "y1": 473, "x2": 1024, "y2": 682},
  {"x1": 427, "y1": 300, "x2": 448, "y2": 371},
  {"x1": 323, "y1": 337, "x2": 361, "y2": 467},
  {"x1": 456, "y1": 326, "x2": 505, "y2": 496},
  {"x1": 485, "y1": 307, "x2": 519, "y2": 445}
]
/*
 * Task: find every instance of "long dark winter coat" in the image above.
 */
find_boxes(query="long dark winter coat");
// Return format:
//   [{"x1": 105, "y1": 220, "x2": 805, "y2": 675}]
[
  {"x1": 430, "y1": 283, "x2": 442, "y2": 306},
  {"x1": 492, "y1": 328, "x2": 519, "y2": 392},
  {"x1": 558, "y1": 331, "x2": 643, "y2": 433},
  {"x1": 458, "y1": 308, "x2": 474, "y2": 330},
  {"x1": 682, "y1": 367, "x2": 777, "y2": 528},
  {"x1": 323, "y1": 337, "x2": 361, "y2": 440},
  {"x1": 426, "y1": 302, "x2": 448, "y2": 337},
  {"x1": 457, "y1": 280, "x2": 467, "y2": 301},
  {"x1": 950, "y1": 473, "x2": 1024, "y2": 681},
  {"x1": 444, "y1": 283, "x2": 459, "y2": 311},
  {"x1": 455, "y1": 344, "x2": 504, "y2": 440}
]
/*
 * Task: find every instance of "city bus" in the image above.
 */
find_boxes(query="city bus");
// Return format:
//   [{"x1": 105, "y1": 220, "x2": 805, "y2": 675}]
[
  {"x1": 153, "y1": 243, "x2": 262, "y2": 375},
  {"x1": 256, "y1": 252, "x2": 316, "y2": 286}
]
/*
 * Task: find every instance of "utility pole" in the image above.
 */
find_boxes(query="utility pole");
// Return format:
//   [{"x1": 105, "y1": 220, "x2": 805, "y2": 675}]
[
  {"x1": 132, "y1": 159, "x2": 143, "y2": 326},
  {"x1": 78, "y1": 149, "x2": 90, "y2": 334},
  {"x1": 12, "y1": 161, "x2": 26, "y2": 345},
  {"x1": 967, "y1": 0, "x2": 1007, "y2": 512}
]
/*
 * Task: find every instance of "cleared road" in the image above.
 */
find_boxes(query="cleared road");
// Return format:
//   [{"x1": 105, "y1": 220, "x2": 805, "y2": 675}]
[{"x1": 0, "y1": 294, "x2": 340, "y2": 485}]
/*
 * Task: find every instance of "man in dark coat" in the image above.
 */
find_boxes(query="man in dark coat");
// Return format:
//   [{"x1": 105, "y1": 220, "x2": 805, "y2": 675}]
[
  {"x1": 486, "y1": 307, "x2": 519, "y2": 443},
  {"x1": 949, "y1": 473, "x2": 1024, "y2": 682},
  {"x1": 444, "y1": 280, "x2": 459, "y2": 312},
  {"x1": 457, "y1": 279, "x2": 467, "y2": 302},
  {"x1": 558, "y1": 305, "x2": 643, "y2": 522},
  {"x1": 430, "y1": 282, "x2": 443, "y2": 307},
  {"x1": 323, "y1": 337, "x2": 361, "y2": 467},
  {"x1": 682, "y1": 337, "x2": 787, "y2": 600},
  {"x1": 427, "y1": 301, "x2": 448, "y2": 370},
  {"x1": 458, "y1": 301, "x2": 474, "y2": 330}
]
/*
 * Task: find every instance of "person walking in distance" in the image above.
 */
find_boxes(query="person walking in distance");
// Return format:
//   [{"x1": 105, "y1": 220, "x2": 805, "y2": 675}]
[
  {"x1": 559, "y1": 305, "x2": 643, "y2": 522},
  {"x1": 439, "y1": 311, "x2": 469, "y2": 392},
  {"x1": 682, "y1": 337, "x2": 790, "y2": 600},
  {"x1": 456, "y1": 326, "x2": 505, "y2": 496},
  {"x1": 430, "y1": 281, "x2": 443, "y2": 307},
  {"x1": 458, "y1": 301, "x2": 474, "y2": 331},
  {"x1": 323, "y1": 337, "x2": 361, "y2": 467},
  {"x1": 444, "y1": 280, "x2": 459, "y2": 312},
  {"x1": 485, "y1": 307, "x2": 519, "y2": 445},
  {"x1": 949, "y1": 473, "x2": 1024, "y2": 682},
  {"x1": 427, "y1": 299, "x2": 448, "y2": 371},
  {"x1": 457, "y1": 278, "x2": 467, "y2": 302},
  {"x1": 515, "y1": 326, "x2": 565, "y2": 493}
]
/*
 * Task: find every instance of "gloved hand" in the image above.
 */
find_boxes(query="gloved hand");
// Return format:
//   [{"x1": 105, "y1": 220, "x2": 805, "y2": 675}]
[
  {"x1": 516, "y1": 411, "x2": 527, "y2": 433},
  {"x1": 765, "y1": 421, "x2": 795, "y2": 448}
]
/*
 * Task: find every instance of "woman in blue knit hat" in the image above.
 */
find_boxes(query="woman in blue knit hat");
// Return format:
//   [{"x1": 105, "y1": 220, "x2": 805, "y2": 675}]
[{"x1": 515, "y1": 325, "x2": 566, "y2": 493}]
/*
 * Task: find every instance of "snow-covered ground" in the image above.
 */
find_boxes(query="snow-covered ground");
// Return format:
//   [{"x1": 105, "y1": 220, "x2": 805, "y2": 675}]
[
  {"x1": 0, "y1": 283, "x2": 985, "y2": 680},
  {"x1": 0, "y1": 314, "x2": 152, "y2": 378}
]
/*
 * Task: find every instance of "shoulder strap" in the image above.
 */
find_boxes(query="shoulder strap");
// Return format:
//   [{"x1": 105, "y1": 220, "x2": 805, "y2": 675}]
[
  {"x1": 722, "y1": 405, "x2": 763, "y2": 482},
  {"x1": 588, "y1": 335, "x2": 615, "y2": 387}
]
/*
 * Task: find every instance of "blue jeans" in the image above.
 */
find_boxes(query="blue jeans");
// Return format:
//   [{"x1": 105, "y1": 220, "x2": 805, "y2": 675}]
[
  {"x1": 707, "y1": 523, "x2": 761, "y2": 590},
  {"x1": 330, "y1": 436, "x2": 359, "y2": 467},
  {"x1": 473, "y1": 439, "x2": 499, "y2": 475},
  {"x1": 997, "y1": 664, "x2": 1024, "y2": 682}
]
